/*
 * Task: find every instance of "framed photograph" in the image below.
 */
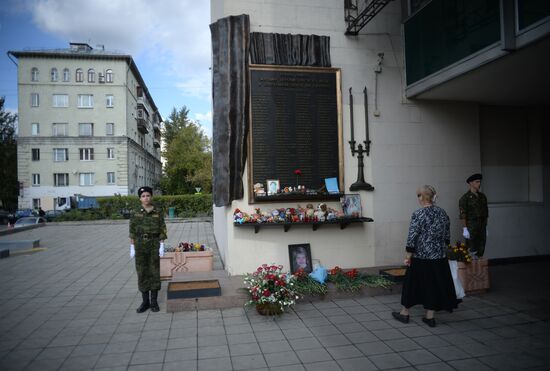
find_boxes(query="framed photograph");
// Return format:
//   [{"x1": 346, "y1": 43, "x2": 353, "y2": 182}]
[
  {"x1": 342, "y1": 194, "x2": 362, "y2": 217},
  {"x1": 267, "y1": 179, "x2": 280, "y2": 195},
  {"x1": 288, "y1": 243, "x2": 313, "y2": 274}
]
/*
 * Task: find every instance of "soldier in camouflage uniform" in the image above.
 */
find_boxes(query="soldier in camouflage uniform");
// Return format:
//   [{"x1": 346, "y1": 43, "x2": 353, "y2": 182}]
[
  {"x1": 459, "y1": 174, "x2": 488, "y2": 257},
  {"x1": 129, "y1": 186, "x2": 167, "y2": 313}
]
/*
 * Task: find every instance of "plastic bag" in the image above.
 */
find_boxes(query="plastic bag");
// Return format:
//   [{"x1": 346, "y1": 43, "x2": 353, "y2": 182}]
[
  {"x1": 448, "y1": 260, "x2": 465, "y2": 299},
  {"x1": 309, "y1": 266, "x2": 328, "y2": 284}
]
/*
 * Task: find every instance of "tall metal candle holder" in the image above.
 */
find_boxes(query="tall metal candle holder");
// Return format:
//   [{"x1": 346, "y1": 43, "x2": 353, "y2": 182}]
[{"x1": 348, "y1": 87, "x2": 374, "y2": 191}]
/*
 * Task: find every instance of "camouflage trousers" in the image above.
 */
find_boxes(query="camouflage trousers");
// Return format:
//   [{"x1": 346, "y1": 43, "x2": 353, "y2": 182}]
[
  {"x1": 135, "y1": 238, "x2": 161, "y2": 292},
  {"x1": 466, "y1": 224, "x2": 487, "y2": 258}
]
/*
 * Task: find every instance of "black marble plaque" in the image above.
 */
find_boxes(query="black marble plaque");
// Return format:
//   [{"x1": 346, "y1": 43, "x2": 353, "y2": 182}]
[{"x1": 250, "y1": 66, "x2": 341, "y2": 201}]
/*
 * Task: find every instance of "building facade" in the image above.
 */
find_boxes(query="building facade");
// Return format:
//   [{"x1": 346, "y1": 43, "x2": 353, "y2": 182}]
[
  {"x1": 211, "y1": 0, "x2": 550, "y2": 274},
  {"x1": 9, "y1": 43, "x2": 162, "y2": 210}
]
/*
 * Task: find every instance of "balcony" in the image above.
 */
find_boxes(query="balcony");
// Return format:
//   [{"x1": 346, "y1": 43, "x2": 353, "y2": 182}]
[
  {"x1": 153, "y1": 122, "x2": 161, "y2": 133},
  {"x1": 153, "y1": 137, "x2": 161, "y2": 148},
  {"x1": 137, "y1": 118, "x2": 149, "y2": 134}
]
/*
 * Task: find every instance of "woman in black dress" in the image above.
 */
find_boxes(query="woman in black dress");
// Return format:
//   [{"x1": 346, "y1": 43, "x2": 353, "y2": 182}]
[{"x1": 392, "y1": 185, "x2": 459, "y2": 327}]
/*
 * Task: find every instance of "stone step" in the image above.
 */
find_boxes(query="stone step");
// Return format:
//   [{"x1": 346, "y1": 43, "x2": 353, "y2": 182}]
[{"x1": 0, "y1": 239, "x2": 40, "y2": 251}]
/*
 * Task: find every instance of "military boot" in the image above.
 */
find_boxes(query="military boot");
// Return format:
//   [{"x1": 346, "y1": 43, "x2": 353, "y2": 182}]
[
  {"x1": 150, "y1": 290, "x2": 160, "y2": 312},
  {"x1": 136, "y1": 291, "x2": 150, "y2": 313}
]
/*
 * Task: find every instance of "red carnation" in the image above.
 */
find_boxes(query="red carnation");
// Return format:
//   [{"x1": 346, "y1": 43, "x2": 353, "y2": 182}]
[
  {"x1": 263, "y1": 289, "x2": 271, "y2": 297},
  {"x1": 294, "y1": 169, "x2": 302, "y2": 176}
]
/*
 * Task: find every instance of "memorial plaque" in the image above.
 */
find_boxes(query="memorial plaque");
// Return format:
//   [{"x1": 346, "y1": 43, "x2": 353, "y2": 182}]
[{"x1": 249, "y1": 65, "x2": 343, "y2": 202}]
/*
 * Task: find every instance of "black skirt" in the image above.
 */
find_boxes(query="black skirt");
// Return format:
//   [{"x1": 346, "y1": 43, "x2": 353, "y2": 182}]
[{"x1": 401, "y1": 258, "x2": 459, "y2": 312}]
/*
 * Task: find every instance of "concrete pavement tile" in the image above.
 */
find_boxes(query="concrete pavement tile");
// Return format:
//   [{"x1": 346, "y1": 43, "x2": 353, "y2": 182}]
[
  {"x1": 368, "y1": 353, "x2": 410, "y2": 369},
  {"x1": 87, "y1": 325, "x2": 117, "y2": 336},
  {"x1": 222, "y1": 316, "x2": 249, "y2": 326},
  {"x1": 447, "y1": 358, "x2": 493, "y2": 371},
  {"x1": 258, "y1": 340, "x2": 292, "y2": 354},
  {"x1": 222, "y1": 308, "x2": 246, "y2": 318},
  {"x1": 197, "y1": 356, "x2": 232, "y2": 371},
  {"x1": 337, "y1": 356, "x2": 378, "y2": 370},
  {"x1": 356, "y1": 341, "x2": 393, "y2": 356},
  {"x1": 169, "y1": 326, "x2": 197, "y2": 339},
  {"x1": 319, "y1": 308, "x2": 347, "y2": 316},
  {"x1": 225, "y1": 324, "x2": 253, "y2": 335},
  {"x1": 328, "y1": 315, "x2": 356, "y2": 325},
  {"x1": 141, "y1": 328, "x2": 170, "y2": 340},
  {"x1": 58, "y1": 354, "x2": 100, "y2": 371},
  {"x1": 15, "y1": 336, "x2": 53, "y2": 349},
  {"x1": 253, "y1": 329, "x2": 285, "y2": 342},
  {"x1": 438, "y1": 332, "x2": 479, "y2": 345},
  {"x1": 167, "y1": 336, "x2": 196, "y2": 349},
  {"x1": 231, "y1": 354, "x2": 267, "y2": 370},
  {"x1": 198, "y1": 344, "x2": 230, "y2": 359},
  {"x1": 427, "y1": 345, "x2": 471, "y2": 361},
  {"x1": 307, "y1": 325, "x2": 341, "y2": 336},
  {"x1": 412, "y1": 335, "x2": 451, "y2": 348},
  {"x1": 414, "y1": 361, "x2": 456, "y2": 371},
  {"x1": 135, "y1": 338, "x2": 168, "y2": 352},
  {"x1": 170, "y1": 319, "x2": 198, "y2": 329},
  {"x1": 334, "y1": 322, "x2": 364, "y2": 334},
  {"x1": 143, "y1": 320, "x2": 172, "y2": 332},
  {"x1": 114, "y1": 323, "x2": 144, "y2": 334},
  {"x1": 289, "y1": 337, "x2": 323, "y2": 350},
  {"x1": 326, "y1": 345, "x2": 363, "y2": 360},
  {"x1": 282, "y1": 327, "x2": 313, "y2": 339},
  {"x1": 457, "y1": 341, "x2": 499, "y2": 357},
  {"x1": 477, "y1": 354, "x2": 522, "y2": 371},
  {"x1": 130, "y1": 350, "x2": 165, "y2": 365},
  {"x1": 295, "y1": 309, "x2": 324, "y2": 319},
  {"x1": 94, "y1": 352, "x2": 133, "y2": 369},
  {"x1": 162, "y1": 360, "x2": 197, "y2": 371},
  {"x1": 164, "y1": 348, "x2": 197, "y2": 362},
  {"x1": 198, "y1": 335, "x2": 228, "y2": 347},
  {"x1": 276, "y1": 319, "x2": 306, "y2": 330},
  {"x1": 24, "y1": 357, "x2": 66, "y2": 371},
  {"x1": 250, "y1": 322, "x2": 279, "y2": 332},
  {"x1": 198, "y1": 318, "x2": 224, "y2": 327},
  {"x1": 312, "y1": 301, "x2": 339, "y2": 309},
  {"x1": 226, "y1": 333, "x2": 256, "y2": 345},
  {"x1": 79, "y1": 333, "x2": 112, "y2": 345},
  {"x1": 270, "y1": 365, "x2": 305, "y2": 371},
  {"x1": 399, "y1": 349, "x2": 441, "y2": 365},
  {"x1": 385, "y1": 338, "x2": 422, "y2": 352},
  {"x1": 128, "y1": 363, "x2": 163, "y2": 371},
  {"x1": 301, "y1": 316, "x2": 331, "y2": 327},
  {"x1": 47, "y1": 334, "x2": 84, "y2": 347},
  {"x1": 360, "y1": 320, "x2": 392, "y2": 331},
  {"x1": 229, "y1": 342, "x2": 261, "y2": 356},
  {"x1": 371, "y1": 328, "x2": 404, "y2": 341},
  {"x1": 343, "y1": 330, "x2": 379, "y2": 344},
  {"x1": 197, "y1": 309, "x2": 222, "y2": 319},
  {"x1": 304, "y1": 360, "x2": 342, "y2": 371},
  {"x1": 296, "y1": 348, "x2": 333, "y2": 363},
  {"x1": 342, "y1": 306, "x2": 369, "y2": 314},
  {"x1": 198, "y1": 326, "x2": 225, "y2": 336},
  {"x1": 102, "y1": 340, "x2": 137, "y2": 354},
  {"x1": 36, "y1": 346, "x2": 75, "y2": 360},
  {"x1": 264, "y1": 350, "x2": 300, "y2": 367},
  {"x1": 0, "y1": 358, "x2": 30, "y2": 371},
  {"x1": 316, "y1": 334, "x2": 351, "y2": 347},
  {"x1": 70, "y1": 343, "x2": 107, "y2": 357},
  {"x1": 110, "y1": 332, "x2": 139, "y2": 343}
]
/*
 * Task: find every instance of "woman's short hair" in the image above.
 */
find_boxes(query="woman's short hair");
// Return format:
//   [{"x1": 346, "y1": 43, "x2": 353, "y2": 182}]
[{"x1": 417, "y1": 185, "x2": 437, "y2": 203}]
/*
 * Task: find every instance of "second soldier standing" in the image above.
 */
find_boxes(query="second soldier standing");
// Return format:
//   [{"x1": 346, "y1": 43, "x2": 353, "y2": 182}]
[{"x1": 129, "y1": 186, "x2": 167, "y2": 313}]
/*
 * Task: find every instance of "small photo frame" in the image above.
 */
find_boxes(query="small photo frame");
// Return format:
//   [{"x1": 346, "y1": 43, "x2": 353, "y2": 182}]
[
  {"x1": 342, "y1": 194, "x2": 362, "y2": 217},
  {"x1": 267, "y1": 179, "x2": 280, "y2": 195},
  {"x1": 289, "y1": 243, "x2": 313, "y2": 274},
  {"x1": 324, "y1": 177, "x2": 340, "y2": 194}
]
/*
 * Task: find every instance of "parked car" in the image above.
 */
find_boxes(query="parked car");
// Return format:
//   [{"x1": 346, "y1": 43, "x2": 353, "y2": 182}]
[
  {"x1": 15, "y1": 209, "x2": 34, "y2": 219},
  {"x1": 44, "y1": 210, "x2": 64, "y2": 222},
  {"x1": 14, "y1": 216, "x2": 46, "y2": 228}
]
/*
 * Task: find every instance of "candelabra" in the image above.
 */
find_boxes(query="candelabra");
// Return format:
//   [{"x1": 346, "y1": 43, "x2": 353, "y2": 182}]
[{"x1": 348, "y1": 87, "x2": 374, "y2": 191}]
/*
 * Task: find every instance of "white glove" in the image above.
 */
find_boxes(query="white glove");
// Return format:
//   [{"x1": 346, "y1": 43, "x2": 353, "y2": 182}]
[
  {"x1": 159, "y1": 242, "x2": 165, "y2": 257},
  {"x1": 130, "y1": 244, "x2": 135, "y2": 258},
  {"x1": 463, "y1": 227, "x2": 470, "y2": 239}
]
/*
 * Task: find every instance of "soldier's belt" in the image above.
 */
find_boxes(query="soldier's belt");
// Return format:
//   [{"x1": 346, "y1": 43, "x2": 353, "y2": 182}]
[{"x1": 138, "y1": 233, "x2": 160, "y2": 240}]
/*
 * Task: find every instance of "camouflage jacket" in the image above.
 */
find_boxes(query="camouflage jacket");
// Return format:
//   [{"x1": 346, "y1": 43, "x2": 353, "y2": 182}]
[
  {"x1": 129, "y1": 204, "x2": 167, "y2": 241},
  {"x1": 459, "y1": 191, "x2": 488, "y2": 225}
]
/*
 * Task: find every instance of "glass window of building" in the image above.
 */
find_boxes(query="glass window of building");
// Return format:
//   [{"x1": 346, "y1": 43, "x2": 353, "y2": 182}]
[
  {"x1": 106, "y1": 123, "x2": 114, "y2": 135},
  {"x1": 52, "y1": 94, "x2": 69, "y2": 107},
  {"x1": 79, "y1": 173, "x2": 94, "y2": 186},
  {"x1": 32, "y1": 174, "x2": 40, "y2": 186},
  {"x1": 53, "y1": 148, "x2": 69, "y2": 162},
  {"x1": 31, "y1": 93, "x2": 39, "y2": 107},
  {"x1": 63, "y1": 68, "x2": 70, "y2": 82},
  {"x1": 107, "y1": 172, "x2": 115, "y2": 184},
  {"x1": 54, "y1": 173, "x2": 69, "y2": 186},
  {"x1": 31, "y1": 123, "x2": 39, "y2": 136},
  {"x1": 106, "y1": 94, "x2": 114, "y2": 108},
  {"x1": 76, "y1": 68, "x2": 83, "y2": 82},
  {"x1": 78, "y1": 94, "x2": 93, "y2": 108},
  {"x1": 79, "y1": 148, "x2": 94, "y2": 161},
  {"x1": 51, "y1": 68, "x2": 58, "y2": 82},
  {"x1": 107, "y1": 148, "x2": 115, "y2": 159},
  {"x1": 88, "y1": 68, "x2": 95, "y2": 82},
  {"x1": 32, "y1": 148, "x2": 40, "y2": 161},
  {"x1": 52, "y1": 123, "x2": 68, "y2": 136},
  {"x1": 31, "y1": 67, "x2": 39, "y2": 81},
  {"x1": 106, "y1": 69, "x2": 113, "y2": 83},
  {"x1": 32, "y1": 199, "x2": 41, "y2": 208},
  {"x1": 78, "y1": 123, "x2": 93, "y2": 136}
]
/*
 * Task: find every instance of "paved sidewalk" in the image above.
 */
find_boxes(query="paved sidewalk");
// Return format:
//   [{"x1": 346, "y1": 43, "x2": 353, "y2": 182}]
[{"x1": 0, "y1": 221, "x2": 549, "y2": 370}]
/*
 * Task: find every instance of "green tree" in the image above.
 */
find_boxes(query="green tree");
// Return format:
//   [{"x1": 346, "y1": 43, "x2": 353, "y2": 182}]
[
  {"x1": 161, "y1": 106, "x2": 212, "y2": 194},
  {"x1": 0, "y1": 97, "x2": 18, "y2": 210}
]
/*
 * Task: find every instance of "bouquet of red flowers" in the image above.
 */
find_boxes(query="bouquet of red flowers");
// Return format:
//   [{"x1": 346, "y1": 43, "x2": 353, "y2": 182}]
[{"x1": 243, "y1": 264, "x2": 298, "y2": 312}]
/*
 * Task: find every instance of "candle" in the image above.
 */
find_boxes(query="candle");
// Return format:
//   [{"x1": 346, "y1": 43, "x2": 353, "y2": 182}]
[
  {"x1": 349, "y1": 87, "x2": 354, "y2": 143},
  {"x1": 363, "y1": 86, "x2": 369, "y2": 144}
]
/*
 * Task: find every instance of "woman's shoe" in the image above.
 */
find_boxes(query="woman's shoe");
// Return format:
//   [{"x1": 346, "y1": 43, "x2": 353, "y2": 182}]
[
  {"x1": 392, "y1": 311, "x2": 409, "y2": 324},
  {"x1": 422, "y1": 317, "x2": 436, "y2": 327}
]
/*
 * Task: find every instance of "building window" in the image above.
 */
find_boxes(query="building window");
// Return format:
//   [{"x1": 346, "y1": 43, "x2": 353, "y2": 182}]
[
  {"x1": 31, "y1": 93, "x2": 39, "y2": 107},
  {"x1": 76, "y1": 68, "x2": 83, "y2": 82},
  {"x1": 54, "y1": 173, "x2": 69, "y2": 187},
  {"x1": 79, "y1": 148, "x2": 94, "y2": 161},
  {"x1": 106, "y1": 123, "x2": 114, "y2": 135},
  {"x1": 52, "y1": 123, "x2": 68, "y2": 136},
  {"x1": 87, "y1": 68, "x2": 95, "y2": 82},
  {"x1": 78, "y1": 123, "x2": 93, "y2": 136},
  {"x1": 31, "y1": 123, "x2": 39, "y2": 136},
  {"x1": 79, "y1": 173, "x2": 94, "y2": 186},
  {"x1": 32, "y1": 148, "x2": 40, "y2": 161},
  {"x1": 52, "y1": 94, "x2": 69, "y2": 107},
  {"x1": 51, "y1": 68, "x2": 58, "y2": 82},
  {"x1": 107, "y1": 148, "x2": 115, "y2": 159},
  {"x1": 53, "y1": 148, "x2": 69, "y2": 162},
  {"x1": 78, "y1": 94, "x2": 93, "y2": 108},
  {"x1": 106, "y1": 69, "x2": 113, "y2": 83},
  {"x1": 32, "y1": 174, "x2": 40, "y2": 186},
  {"x1": 31, "y1": 67, "x2": 39, "y2": 81},
  {"x1": 32, "y1": 198, "x2": 41, "y2": 208},
  {"x1": 106, "y1": 95, "x2": 114, "y2": 108},
  {"x1": 63, "y1": 68, "x2": 70, "y2": 82},
  {"x1": 107, "y1": 172, "x2": 115, "y2": 184}
]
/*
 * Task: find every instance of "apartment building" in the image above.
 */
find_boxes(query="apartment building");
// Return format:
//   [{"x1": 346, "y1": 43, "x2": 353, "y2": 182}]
[{"x1": 9, "y1": 43, "x2": 162, "y2": 210}]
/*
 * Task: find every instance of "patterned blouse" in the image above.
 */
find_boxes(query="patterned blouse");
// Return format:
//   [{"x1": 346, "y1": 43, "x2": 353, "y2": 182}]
[{"x1": 406, "y1": 205, "x2": 450, "y2": 259}]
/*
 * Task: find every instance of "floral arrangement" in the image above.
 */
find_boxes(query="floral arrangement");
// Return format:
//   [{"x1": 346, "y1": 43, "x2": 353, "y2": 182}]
[
  {"x1": 292, "y1": 268, "x2": 328, "y2": 296},
  {"x1": 243, "y1": 264, "x2": 299, "y2": 313},
  {"x1": 327, "y1": 266, "x2": 392, "y2": 292},
  {"x1": 233, "y1": 205, "x2": 345, "y2": 224},
  {"x1": 447, "y1": 241, "x2": 472, "y2": 263},
  {"x1": 165, "y1": 242, "x2": 207, "y2": 252}
]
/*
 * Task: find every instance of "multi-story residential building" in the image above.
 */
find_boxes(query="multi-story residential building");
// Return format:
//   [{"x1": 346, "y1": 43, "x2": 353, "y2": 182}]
[{"x1": 8, "y1": 42, "x2": 163, "y2": 210}]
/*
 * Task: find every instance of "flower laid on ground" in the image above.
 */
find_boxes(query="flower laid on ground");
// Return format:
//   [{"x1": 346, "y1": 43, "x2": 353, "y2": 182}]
[
  {"x1": 243, "y1": 264, "x2": 299, "y2": 313},
  {"x1": 447, "y1": 241, "x2": 472, "y2": 263},
  {"x1": 327, "y1": 266, "x2": 393, "y2": 292},
  {"x1": 292, "y1": 268, "x2": 328, "y2": 296}
]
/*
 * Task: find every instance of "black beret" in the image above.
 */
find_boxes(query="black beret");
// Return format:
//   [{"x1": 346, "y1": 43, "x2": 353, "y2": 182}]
[
  {"x1": 466, "y1": 173, "x2": 482, "y2": 183},
  {"x1": 138, "y1": 186, "x2": 153, "y2": 196}
]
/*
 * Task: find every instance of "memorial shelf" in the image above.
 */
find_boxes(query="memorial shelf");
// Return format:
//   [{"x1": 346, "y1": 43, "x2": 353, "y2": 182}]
[
  {"x1": 253, "y1": 192, "x2": 344, "y2": 203},
  {"x1": 233, "y1": 217, "x2": 374, "y2": 233}
]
